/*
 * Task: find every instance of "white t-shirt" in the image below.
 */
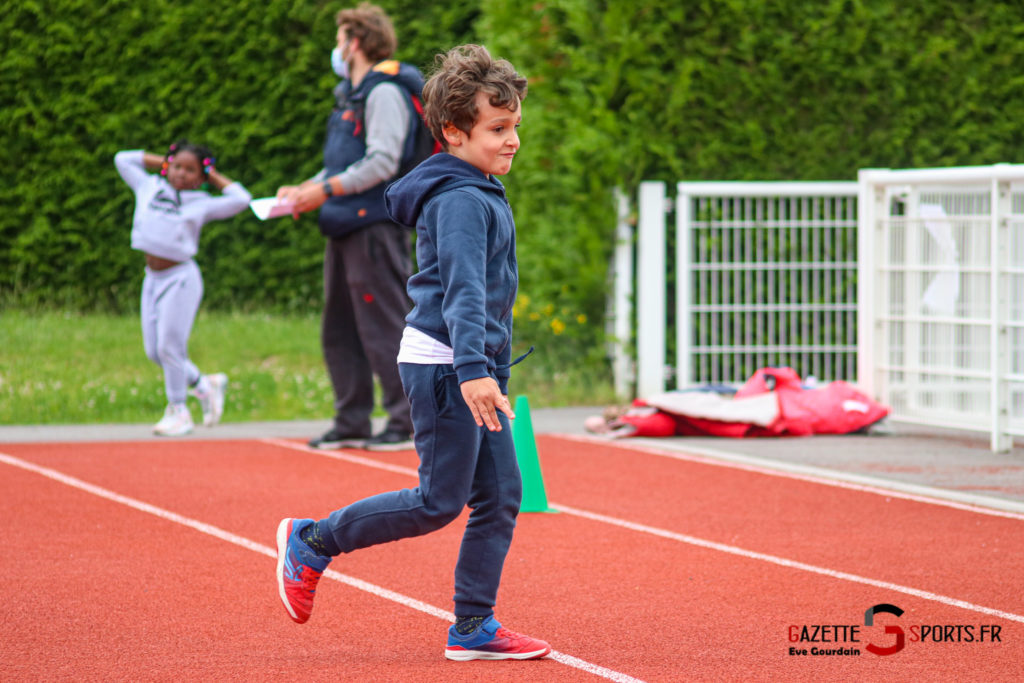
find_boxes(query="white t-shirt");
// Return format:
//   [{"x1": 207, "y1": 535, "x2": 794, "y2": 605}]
[{"x1": 397, "y1": 325, "x2": 454, "y2": 364}]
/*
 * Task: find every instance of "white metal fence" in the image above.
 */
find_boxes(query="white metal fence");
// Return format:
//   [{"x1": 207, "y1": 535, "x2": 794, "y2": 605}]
[
  {"x1": 611, "y1": 165, "x2": 1024, "y2": 451},
  {"x1": 858, "y1": 165, "x2": 1024, "y2": 452},
  {"x1": 621, "y1": 180, "x2": 859, "y2": 399}
]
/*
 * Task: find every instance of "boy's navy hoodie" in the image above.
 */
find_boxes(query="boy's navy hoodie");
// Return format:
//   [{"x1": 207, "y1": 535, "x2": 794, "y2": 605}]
[{"x1": 385, "y1": 153, "x2": 517, "y2": 392}]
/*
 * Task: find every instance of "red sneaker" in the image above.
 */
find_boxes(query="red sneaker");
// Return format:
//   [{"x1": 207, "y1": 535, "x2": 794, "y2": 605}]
[
  {"x1": 445, "y1": 616, "x2": 551, "y2": 661},
  {"x1": 276, "y1": 518, "x2": 331, "y2": 624}
]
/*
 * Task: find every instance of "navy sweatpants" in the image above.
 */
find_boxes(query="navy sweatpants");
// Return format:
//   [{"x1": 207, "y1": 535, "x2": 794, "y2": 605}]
[{"x1": 324, "y1": 362, "x2": 523, "y2": 617}]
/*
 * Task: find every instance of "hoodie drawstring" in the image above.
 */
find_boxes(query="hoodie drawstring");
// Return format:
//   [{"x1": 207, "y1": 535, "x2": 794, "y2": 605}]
[{"x1": 497, "y1": 346, "x2": 534, "y2": 370}]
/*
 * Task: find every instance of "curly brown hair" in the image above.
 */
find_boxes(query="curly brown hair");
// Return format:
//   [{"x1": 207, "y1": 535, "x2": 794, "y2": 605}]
[
  {"x1": 335, "y1": 3, "x2": 396, "y2": 62},
  {"x1": 422, "y1": 44, "x2": 528, "y2": 150}
]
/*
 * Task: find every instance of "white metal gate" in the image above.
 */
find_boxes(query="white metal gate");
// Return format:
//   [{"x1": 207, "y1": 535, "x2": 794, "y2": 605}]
[
  {"x1": 858, "y1": 165, "x2": 1024, "y2": 451},
  {"x1": 625, "y1": 180, "x2": 859, "y2": 398},
  {"x1": 677, "y1": 181, "x2": 861, "y2": 389},
  {"x1": 613, "y1": 169, "x2": 1022, "y2": 451}
]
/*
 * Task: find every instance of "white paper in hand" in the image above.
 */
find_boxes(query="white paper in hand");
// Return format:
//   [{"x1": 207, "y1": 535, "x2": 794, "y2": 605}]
[{"x1": 250, "y1": 197, "x2": 296, "y2": 220}]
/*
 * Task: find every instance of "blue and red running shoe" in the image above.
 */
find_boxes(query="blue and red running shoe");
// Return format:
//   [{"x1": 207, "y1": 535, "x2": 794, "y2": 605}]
[
  {"x1": 445, "y1": 615, "x2": 551, "y2": 661},
  {"x1": 276, "y1": 518, "x2": 331, "y2": 624}
]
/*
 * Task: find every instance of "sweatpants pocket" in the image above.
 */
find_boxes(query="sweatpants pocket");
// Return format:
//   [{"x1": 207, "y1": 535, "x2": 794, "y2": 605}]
[{"x1": 432, "y1": 364, "x2": 458, "y2": 413}]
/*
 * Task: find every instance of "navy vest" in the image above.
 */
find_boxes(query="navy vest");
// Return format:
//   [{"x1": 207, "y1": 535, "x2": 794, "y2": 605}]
[{"x1": 318, "y1": 61, "x2": 424, "y2": 238}]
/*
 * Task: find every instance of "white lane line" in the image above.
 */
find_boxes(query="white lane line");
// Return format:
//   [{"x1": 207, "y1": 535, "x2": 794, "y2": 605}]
[
  {"x1": 260, "y1": 438, "x2": 1024, "y2": 625},
  {"x1": 561, "y1": 434, "x2": 1024, "y2": 520},
  {"x1": 552, "y1": 502, "x2": 1024, "y2": 625},
  {"x1": 0, "y1": 451, "x2": 644, "y2": 683},
  {"x1": 262, "y1": 437, "x2": 420, "y2": 476}
]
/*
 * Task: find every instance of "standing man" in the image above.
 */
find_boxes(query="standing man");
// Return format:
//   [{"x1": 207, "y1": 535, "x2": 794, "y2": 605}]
[{"x1": 277, "y1": 3, "x2": 420, "y2": 451}]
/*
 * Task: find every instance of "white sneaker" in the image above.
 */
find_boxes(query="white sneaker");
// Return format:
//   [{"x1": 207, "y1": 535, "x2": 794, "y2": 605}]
[
  {"x1": 153, "y1": 404, "x2": 194, "y2": 436},
  {"x1": 191, "y1": 373, "x2": 228, "y2": 427}
]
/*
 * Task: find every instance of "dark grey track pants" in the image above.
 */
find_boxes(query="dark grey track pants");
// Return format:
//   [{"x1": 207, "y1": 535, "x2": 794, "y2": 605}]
[{"x1": 322, "y1": 222, "x2": 413, "y2": 436}]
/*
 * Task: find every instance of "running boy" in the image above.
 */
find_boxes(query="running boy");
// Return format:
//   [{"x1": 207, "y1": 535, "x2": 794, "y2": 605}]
[
  {"x1": 276, "y1": 44, "x2": 550, "y2": 661},
  {"x1": 115, "y1": 141, "x2": 251, "y2": 436}
]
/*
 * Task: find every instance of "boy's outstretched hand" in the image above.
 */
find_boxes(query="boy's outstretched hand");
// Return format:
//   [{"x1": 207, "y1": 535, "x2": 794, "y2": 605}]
[{"x1": 460, "y1": 377, "x2": 515, "y2": 432}]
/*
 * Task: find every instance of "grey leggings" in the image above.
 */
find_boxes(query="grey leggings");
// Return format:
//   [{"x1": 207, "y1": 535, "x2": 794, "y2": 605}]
[{"x1": 140, "y1": 260, "x2": 203, "y2": 404}]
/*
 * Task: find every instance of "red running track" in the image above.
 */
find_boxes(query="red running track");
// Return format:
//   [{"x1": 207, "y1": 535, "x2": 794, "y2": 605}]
[{"x1": 1, "y1": 434, "x2": 1021, "y2": 682}]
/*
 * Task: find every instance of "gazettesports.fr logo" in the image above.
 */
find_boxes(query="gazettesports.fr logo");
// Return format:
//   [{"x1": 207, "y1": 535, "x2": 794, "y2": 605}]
[{"x1": 787, "y1": 603, "x2": 1003, "y2": 657}]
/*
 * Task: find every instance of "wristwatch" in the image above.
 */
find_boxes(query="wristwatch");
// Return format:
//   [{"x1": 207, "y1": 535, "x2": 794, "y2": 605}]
[{"x1": 322, "y1": 180, "x2": 334, "y2": 197}]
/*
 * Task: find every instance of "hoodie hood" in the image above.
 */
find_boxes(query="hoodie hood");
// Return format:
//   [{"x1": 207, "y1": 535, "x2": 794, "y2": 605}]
[{"x1": 385, "y1": 153, "x2": 506, "y2": 228}]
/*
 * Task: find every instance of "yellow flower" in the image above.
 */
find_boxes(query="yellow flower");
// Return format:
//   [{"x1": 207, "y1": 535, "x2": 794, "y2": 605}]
[
  {"x1": 513, "y1": 294, "x2": 530, "y2": 317},
  {"x1": 577, "y1": 314, "x2": 587, "y2": 324},
  {"x1": 550, "y1": 318, "x2": 566, "y2": 335}
]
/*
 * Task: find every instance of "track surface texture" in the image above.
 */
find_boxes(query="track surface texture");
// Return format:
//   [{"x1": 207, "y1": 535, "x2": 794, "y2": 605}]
[{"x1": 2, "y1": 423, "x2": 1022, "y2": 682}]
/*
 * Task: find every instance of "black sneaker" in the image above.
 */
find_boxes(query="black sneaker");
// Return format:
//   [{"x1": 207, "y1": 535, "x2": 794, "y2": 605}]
[
  {"x1": 363, "y1": 430, "x2": 414, "y2": 452},
  {"x1": 308, "y1": 428, "x2": 368, "y2": 450}
]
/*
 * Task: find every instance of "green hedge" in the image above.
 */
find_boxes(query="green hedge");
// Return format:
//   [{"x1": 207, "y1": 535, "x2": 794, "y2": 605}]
[
  {"x1": 0, "y1": 0, "x2": 474, "y2": 313},
  {"x1": 487, "y1": 0, "x2": 1024, "y2": 364},
  {"x1": 3, "y1": 0, "x2": 1023, "y2": 372}
]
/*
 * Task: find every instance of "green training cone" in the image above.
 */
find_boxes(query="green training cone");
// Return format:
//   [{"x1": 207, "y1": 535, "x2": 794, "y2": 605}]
[{"x1": 511, "y1": 394, "x2": 557, "y2": 513}]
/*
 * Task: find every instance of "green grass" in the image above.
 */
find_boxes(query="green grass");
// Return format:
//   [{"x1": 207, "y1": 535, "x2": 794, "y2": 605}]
[{"x1": 0, "y1": 310, "x2": 616, "y2": 426}]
